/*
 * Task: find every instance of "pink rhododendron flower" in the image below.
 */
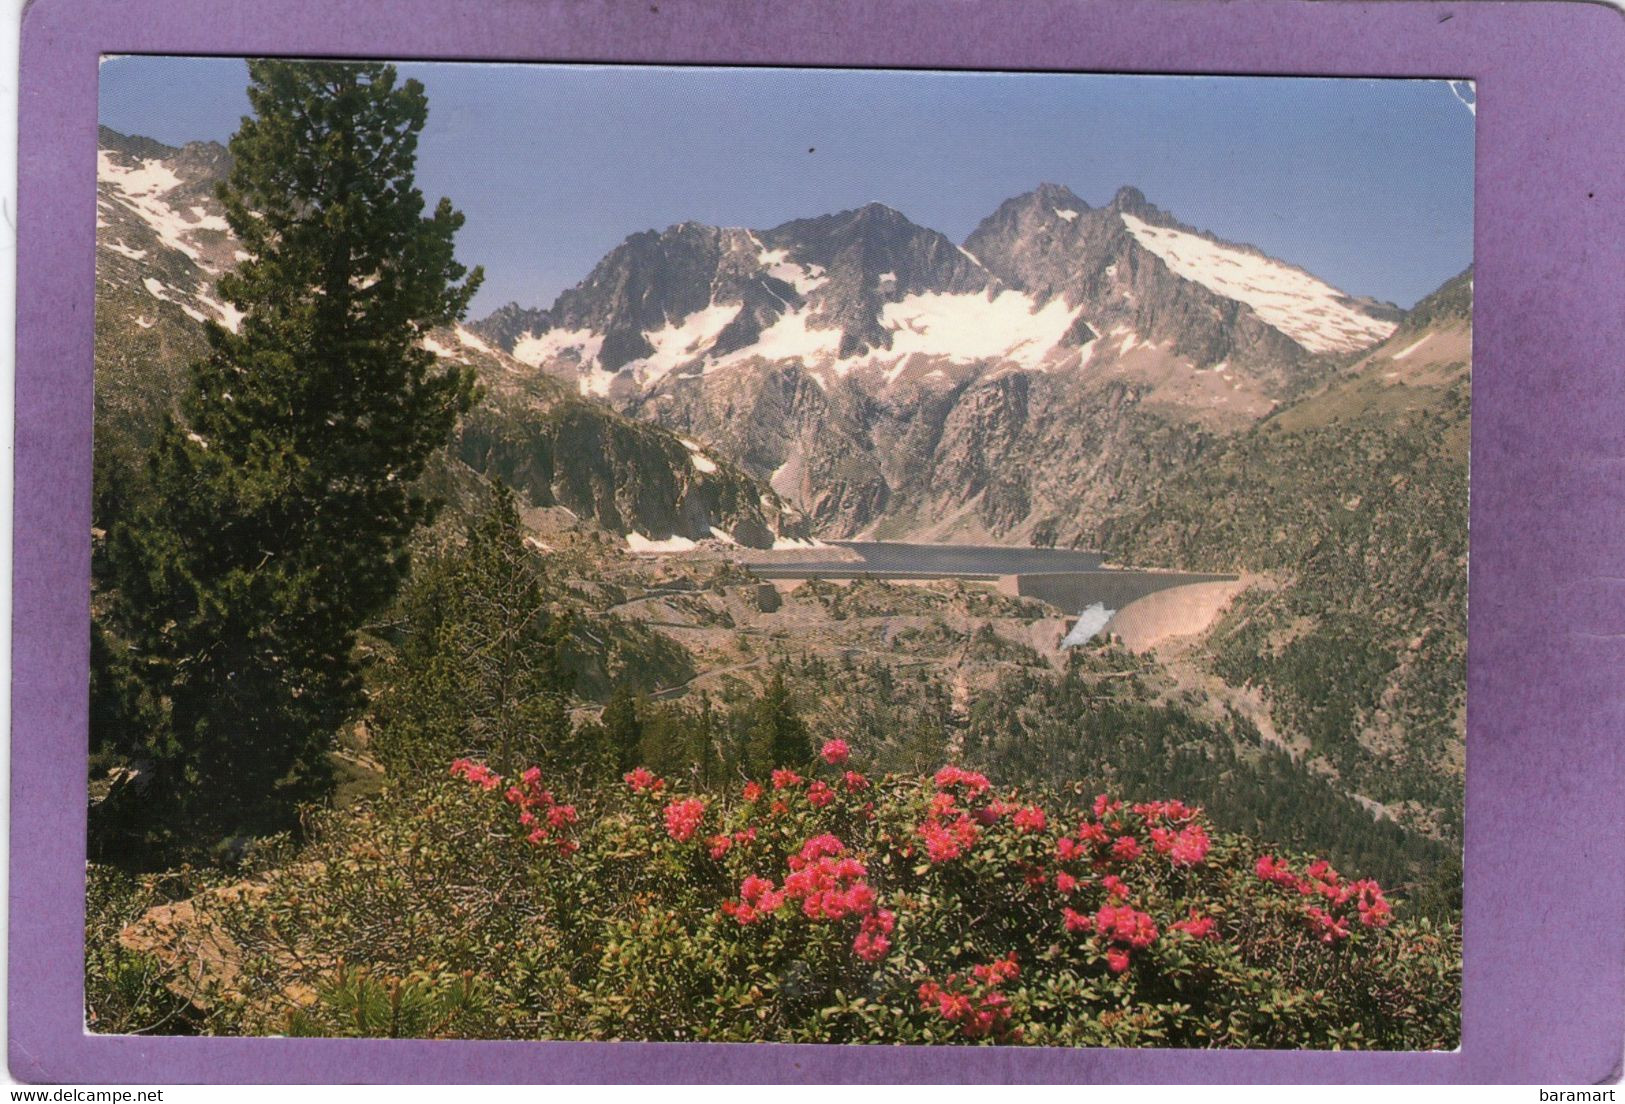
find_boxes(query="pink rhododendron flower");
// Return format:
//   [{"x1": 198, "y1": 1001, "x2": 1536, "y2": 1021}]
[
  {"x1": 1093, "y1": 793, "x2": 1123, "y2": 819},
  {"x1": 663, "y1": 797, "x2": 706, "y2": 843},
  {"x1": 707, "y1": 834, "x2": 733, "y2": 860},
  {"x1": 1353, "y1": 879, "x2": 1392, "y2": 927},
  {"x1": 1102, "y1": 874, "x2": 1130, "y2": 900},
  {"x1": 1169, "y1": 824, "x2": 1210, "y2": 867},
  {"x1": 852, "y1": 908, "x2": 896, "y2": 962},
  {"x1": 933, "y1": 765, "x2": 991, "y2": 794},
  {"x1": 1255, "y1": 855, "x2": 1299, "y2": 887},
  {"x1": 623, "y1": 767, "x2": 663, "y2": 794},
  {"x1": 1306, "y1": 906, "x2": 1351, "y2": 944},
  {"x1": 1055, "y1": 871, "x2": 1079, "y2": 895},
  {"x1": 450, "y1": 759, "x2": 501, "y2": 791},
  {"x1": 971, "y1": 953, "x2": 1020, "y2": 986},
  {"x1": 742, "y1": 781, "x2": 763, "y2": 802},
  {"x1": 1013, "y1": 805, "x2": 1047, "y2": 833},
  {"x1": 771, "y1": 768, "x2": 803, "y2": 790},
  {"x1": 1056, "y1": 837, "x2": 1083, "y2": 862},
  {"x1": 1110, "y1": 835, "x2": 1142, "y2": 862},
  {"x1": 807, "y1": 780, "x2": 835, "y2": 808},
  {"x1": 1105, "y1": 948, "x2": 1132, "y2": 974},
  {"x1": 820, "y1": 739, "x2": 851, "y2": 766},
  {"x1": 843, "y1": 770, "x2": 869, "y2": 792},
  {"x1": 1171, "y1": 910, "x2": 1217, "y2": 940},
  {"x1": 975, "y1": 799, "x2": 1011, "y2": 826},
  {"x1": 1062, "y1": 907, "x2": 1092, "y2": 933},
  {"x1": 1095, "y1": 904, "x2": 1159, "y2": 949}
]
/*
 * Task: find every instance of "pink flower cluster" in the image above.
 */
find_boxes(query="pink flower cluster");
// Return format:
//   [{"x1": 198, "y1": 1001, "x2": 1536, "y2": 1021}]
[
  {"x1": 820, "y1": 739, "x2": 850, "y2": 766},
  {"x1": 449, "y1": 758, "x2": 500, "y2": 791},
  {"x1": 706, "y1": 825, "x2": 756, "y2": 861},
  {"x1": 784, "y1": 835, "x2": 876, "y2": 920},
  {"x1": 663, "y1": 797, "x2": 707, "y2": 843},
  {"x1": 722, "y1": 832, "x2": 896, "y2": 963},
  {"x1": 722, "y1": 874, "x2": 786, "y2": 925},
  {"x1": 1170, "y1": 908, "x2": 1218, "y2": 941},
  {"x1": 917, "y1": 801, "x2": 982, "y2": 863},
  {"x1": 917, "y1": 955, "x2": 1021, "y2": 1041},
  {"x1": 1149, "y1": 822, "x2": 1211, "y2": 867},
  {"x1": 1132, "y1": 799, "x2": 1198, "y2": 823},
  {"x1": 1012, "y1": 806, "x2": 1047, "y2": 833},
  {"x1": 933, "y1": 765, "x2": 991, "y2": 795},
  {"x1": 501, "y1": 766, "x2": 579, "y2": 855},
  {"x1": 1054, "y1": 793, "x2": 1212, "y2": 876},
  {"x1": 623, "y1": 767, "x2": 665, "y2": 794},
  {"x1": 1254, "y1": 855, "x2": 1393, "y2": 942},
  {"x1": 1092, "y1": 904, "x2": 1159, "y2": 972}
]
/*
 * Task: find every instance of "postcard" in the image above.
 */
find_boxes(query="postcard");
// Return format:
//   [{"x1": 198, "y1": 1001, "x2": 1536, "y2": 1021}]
[{"x1": 14, "y1": 0, "x2": 1625, "y2": 1084}]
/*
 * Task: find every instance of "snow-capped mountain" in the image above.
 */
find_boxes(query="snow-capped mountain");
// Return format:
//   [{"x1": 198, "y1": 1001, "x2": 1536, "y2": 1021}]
[
  {"x1": 477, "y1": 184, "x2": 1399, "y2": 402},
  {"x1": 93, "y1": 127, "x2": 810, "y2": 551},
  {"x1": 471, "y1": 186, "x2": 1405, "y2": 540}
]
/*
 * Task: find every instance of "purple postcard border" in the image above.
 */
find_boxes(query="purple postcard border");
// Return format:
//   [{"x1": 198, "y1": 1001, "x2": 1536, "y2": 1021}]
[{"x1": 13, "y1": 0, "x2": 1625, "y2": 1084}]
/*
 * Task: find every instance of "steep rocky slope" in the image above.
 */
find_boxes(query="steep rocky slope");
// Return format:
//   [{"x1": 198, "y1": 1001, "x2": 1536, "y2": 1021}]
[{"x1": 472, "y1": 185, "x2": 1403, "y2": 540}]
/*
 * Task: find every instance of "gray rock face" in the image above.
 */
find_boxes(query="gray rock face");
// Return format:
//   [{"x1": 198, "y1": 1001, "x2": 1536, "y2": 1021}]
[
  {"x1": 964, "y1": 184, "x2": 1314, "y2": 378},
  {"x1": 475, "y1": 183, "x2": 1410, "y2": 542},
  {"x1": 755, "y1": 203, "x2": 997, "y2": 357}
]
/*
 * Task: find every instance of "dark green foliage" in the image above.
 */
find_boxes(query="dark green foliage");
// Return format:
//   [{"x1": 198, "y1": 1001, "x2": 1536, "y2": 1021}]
[
  {"x1": 745, "y1": 671, "x2": 814, "y2": 775},
  {"x1": 1093, "y1": 376, "x2": 1469, "y2": 840},
  {"x1": 962, "y1": 649, "x2": 1453, "y2": 894},
  {"x1": 601, "y1": 687, "x2": 645, "y2": 774},
  {"x1": 84, "y1": 865, "x2": 208, "y2": 1035},
  {"x1": 286, "y1": 966, "x2": 490, "y2": 1039},
  {"x1": 92, "y1": 60, "x2": 482, "y2": 854},
  {"x1": 369, "y1": 484, "x2": 574, "y2": 777}
]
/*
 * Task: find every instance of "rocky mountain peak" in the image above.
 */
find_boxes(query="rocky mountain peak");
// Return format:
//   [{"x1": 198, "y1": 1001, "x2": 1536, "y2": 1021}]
[{"x1": 1107, "y1": 185, "x2": 1152, "y2": 214}]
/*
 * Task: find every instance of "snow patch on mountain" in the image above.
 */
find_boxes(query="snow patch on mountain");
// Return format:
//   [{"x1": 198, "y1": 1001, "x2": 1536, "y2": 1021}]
[
  {"x1": 873, "y1": 290, "x2": 1079, "y2": 370},
  {"x1": 681, "y1": 437, "x2": 719, "y2": 473},
  {"x1": 194, "y1": 290, "x2": 245, "y2": 333},
  {"x1": 625, "y1": 303, "x2": 743, "y2": 387},
  {"x1": 625, "y1": 532, "x2": 699, "y2": 553},
  {"x1": 720, "y1": 308, "x2": 843, "y2": 368},
  {"x1": 755, "y1": 246, "x2": 829, "y2": 294},
  {"x1": 98, "y1": 151, "x2": 224, "y2": 267},
  {"x1": 1119, "y1": 212, "x2": 1396, "y2": 354},
  {"x1": 512, "y1": 327, "x2": 604, "y2": 369},
  {"x1": 454, "y1": 326, "x2": 495, "y2": 355}
]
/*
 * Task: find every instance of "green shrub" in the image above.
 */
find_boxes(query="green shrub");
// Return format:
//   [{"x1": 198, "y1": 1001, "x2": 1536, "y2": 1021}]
[{"x1": 188, "y1": 745, "x2": 1458, "y2": 1047}]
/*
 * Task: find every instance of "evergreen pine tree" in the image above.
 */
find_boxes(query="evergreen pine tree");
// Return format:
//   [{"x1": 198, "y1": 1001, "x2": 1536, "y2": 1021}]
[
  {"x1": 371, "y1": 483, "x2": 573, "y2": 778},
  {"x1": 602, "y1": 687, "x2": 644, "y2": 774},
  {"x1": 747, "y1": 671, "x2": 811, "y2": 773},
  {"x1": 94, "y1": 60, "x2": 481, "y2": 850}
]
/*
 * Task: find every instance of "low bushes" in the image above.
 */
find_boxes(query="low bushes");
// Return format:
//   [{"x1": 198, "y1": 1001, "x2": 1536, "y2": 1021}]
[{"x1": 172, "y1": 741, "x2": 1459, "y2": 1047}]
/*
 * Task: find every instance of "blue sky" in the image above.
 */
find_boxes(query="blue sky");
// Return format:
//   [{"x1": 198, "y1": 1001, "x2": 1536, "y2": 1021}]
[{"x1": 100, "y1": 57, "x2": 1474, "y2": 313}]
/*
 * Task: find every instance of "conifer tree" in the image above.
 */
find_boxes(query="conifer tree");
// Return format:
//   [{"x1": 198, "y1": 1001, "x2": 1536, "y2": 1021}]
[
  {"x1": 747, "y1": 671, "x2": 812, "y2": 773},
  {"x1": 95, "y1": 60, "x2": 481, "y2": 848}
]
